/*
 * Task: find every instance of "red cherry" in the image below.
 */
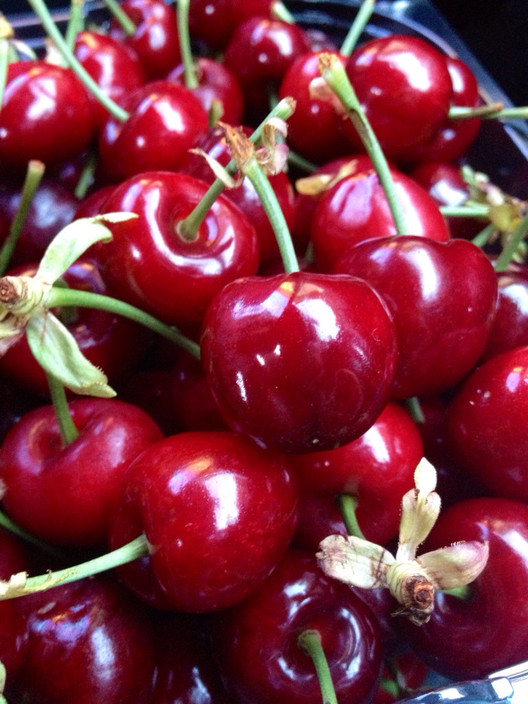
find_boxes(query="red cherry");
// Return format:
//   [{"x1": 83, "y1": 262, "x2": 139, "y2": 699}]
[
  {"x1": 345, "y1": 35, "x2": 453, "y2": 160},
  {"x1": 109, "y1": 0, "x2": 181, "y2": 79},
  {"x1": 98, "y1": 81, "x2": 208, "y2": 182},
  {"x1": 0, "y1": 398, "x2": 163, "y2": 546},
  {"x1": 209, "y1": 549, "x2": 383, "y2": 704},
  {"x1": 96, "y1": 171, "x2": 259, "y2": 326},
  {"x1": 112, "y1": 431, "x2": 299, "y2": 612},
  {"x1": 446, "y1": 345, "x2": 528, "y2": 502},
  {"x1": 401, "y1": 497, "x2": 528, "y2": 679},
  {"x1": 0, "y1": 61, "x2": 95, "y2": 171},
  {"x1": 201, "y1": 271, "x2": 397, "y2": 454},
  {"x1": 311, "y1": 168, "x2": 450, "y2": 272},
  {"x1": 334, "y1": 236, "x2": 498, "y2": 399}
]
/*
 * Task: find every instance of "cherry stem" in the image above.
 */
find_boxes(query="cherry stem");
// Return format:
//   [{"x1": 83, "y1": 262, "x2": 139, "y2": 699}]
[
  {"x1": 319, "y1": 54, "x2": 409, "y2": 235},
  {"x1": 271, "y1": 0, "x2": 296, "y2": 24},
  {"x1": 243, "y1": 156, "x2": 299, "y2": 273},
  {"x1": 101, "y1": 0, "x2": 136, "y2": 36},
  {"x1": 26, "y1": 0, "x2": 130, "y2": 122},
  {"x1": 0, "y1": 510, "x2": 66, "y2": 561},
  {"x1": 449, "y1": 103, "x2": 528, "y2": 121},
  {"x1": 65, "y1": 0, "x2": 85, "y2": 52},
  {"x1": 287, "y1": 149, "x2": 317, "y2": 173},
  {"x1": 495, "y1": 212, "x2": 528, "y2": 272},
  {"x1": 340, "y1": 0, "x2": 376, "y2": 56},
  {"x1": 177, "y1": 0, "x2": 199, "y2": 90},
  {"x1": 73, "y1": 151, "x2": 97, "y2": 200},
  {"x1": 45, "y1": 286, "x2": 201, "y2": 359},
  {"x1": 406, "y1": 397, "x2": 425, "y2": 424},
  {"x1": 471, "y1": 223, "x2": 496, "y2": 248},
  {"x1": 177, "y1": 97, "x2": 295, "y2": 241},
  {"x1": 0, "y1": 37, "x2": 9, "y2": 110},
  {"x1": 0, "y1": 534, "x2": 149, "y2": 601},
  {"x1": 338, "y1": 493, "x2": 367, "y2": 541},
  {"x1": 439, "y1": 203, "x2": 490, "y2": 218},
  {"x1": 297, "y1": 630, "x2": 338, "y2": 704},
  {"x1": 440, "y1": 585, "x2": 472, "y2": 600},
  {"x1": 0, "y1": 160, "x2": 46, "y2": 277},
  {"x1": 46, "y1": 373, "x2": 79, "y2": 445}
]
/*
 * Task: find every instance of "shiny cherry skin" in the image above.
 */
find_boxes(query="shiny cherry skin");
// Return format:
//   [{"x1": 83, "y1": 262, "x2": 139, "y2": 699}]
[
  {"x1": 0, "y1": 256, "x2": 150, "y2": 397},
  {"x1": 112, "y1": 431, "x2": 299, "y2": 612},
  {"x1": 445, "y1": 345, "x2": 528, "y2": 502},
  {"x1": 345, "y1": 35, "x2": 452, "y2": 161},
  {"x1": 0, "y1": 398, "x2": 163, "y2": 546},
  {"x1": 209, "y1": 549, "x2": 383, "y2": 704},
  {"x1": 109, "y1": 0, "x2": 180, "y2": 79},
  {"x1": 480, "y1": 264, "x2": 528, "y2": 361},
  {"x1": 334, "y1": 236, "x2": 498, "y2": 399},
  {"x1": 401, "y1": 497, "x2": 528, "y2": 679},
  {"x1": 10, "y1": 576, "x2": 156, "y2": 704},
  {"x1": 74, "y1": 29, "x2": 146, "y2": 130},
  {"x1": 292, "y1": 402, "x2": 422, "y2": 550},
  {"x1": 402, "y1": 56, "x2": 482, "y2": 166},
  {"x1": 166, "y1": 57, "x2": 244, "y2": 126},
  {"x1": 98, "y1": 81, "x2": 208, "y2": 182},
  {"x1": 311, "y1": 168, "x2": 450, "y2": 272},
  {"x1": 0, "y1": 61, "x2": 94, "y2": 172},
  {"x1": 201, "y1": 271, "x2": 397, "y2": 454},
  {"x1": 0, "y1": 177, "x2": 77, "y2": 267},
  {"x1": 179, "y1": 126, "x2": 296, "y2": 265},
  {"x1": 96, "y1": 171, "x2": 259, "y2": 326}
]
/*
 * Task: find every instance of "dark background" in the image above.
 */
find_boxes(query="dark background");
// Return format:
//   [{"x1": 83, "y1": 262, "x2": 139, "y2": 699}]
[{"x1": 4, "y1": 0, "x2": 528, "y2": 105}]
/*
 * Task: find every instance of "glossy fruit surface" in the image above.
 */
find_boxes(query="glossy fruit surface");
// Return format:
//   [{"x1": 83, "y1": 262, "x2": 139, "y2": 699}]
[
  {"x1": 201, "y1": 271, "x2": 397, "y2": 454},
  {"x1": 209, "y1": 549, "x2": 383, "y2": 704}
]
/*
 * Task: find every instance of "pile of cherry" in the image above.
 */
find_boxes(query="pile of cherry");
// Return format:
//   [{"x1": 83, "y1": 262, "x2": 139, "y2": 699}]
[{"x1": 1, "y1": 0, "x2": 528, "y2": 702}]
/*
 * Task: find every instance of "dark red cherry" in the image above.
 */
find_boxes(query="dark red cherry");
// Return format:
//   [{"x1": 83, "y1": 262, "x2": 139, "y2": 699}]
[
  {"x1": 345, "y1": 35, "x2": 452, "y2": 160},
  {"x1": 311, "y1": 168, "x2": 450, "y2": 272},
  {"x1": 209, "y1": 549, "x2": 383, "y2": 704},
  {"x1": 10, "y1": 576, "x2": 156, "y2": 704},
  {"x1": 446, "y1": 345, "x2": 528, "y2": 502},
  {"x1": 0, "y1": 61, "x2": 95, "y2": 171},
  {"x1": 96, "y1": 171, "x2": 259, "y2": 326},
  {"x1": 109, "y1": 0, "x2": 181, "y2": 79},
  {"x1": 334, "y1": 236, "x2": 498, "y2": 399},
  {"x1": 111, "y1": 431, "x2": 299, "y2": 612},
  {"x1": 98, "y1": 81, "x2": 208, "y2": 182},
  {"x1": 0, "y1": 398, "x2": 163, "y2": 546},
  {"x1": 200, "y1": 271, "x2": 397, "y2": 454}
]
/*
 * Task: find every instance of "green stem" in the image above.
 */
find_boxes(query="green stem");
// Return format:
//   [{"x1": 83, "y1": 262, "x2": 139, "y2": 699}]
[
  {"x1": 0, "y1": 160, "x2": 46, "y2": 276},
  {"x1": 0, "y1": 534, "x2": 149, "y2": 601},
  {"x1": 271, "y1": 0, "x2": 296, "y2": 23},
  {"x1": 0, "y1": 510, "x2": 65, "y2": 560},
  {"x1": 46, "y1": 373, "x2": 79, "y2": 445},
  {"x1": 176, "y1": 0, "x2": 198, "y2": 90},
  {"x1": 297, "y1": 630, "x2": 338, "y2": 704},
  {"x1": 319, "y1": 54, "x2": 409, "y2": 235},
  {"x1": 406, "y1": 397, "x2": 425, "y2": 424},
  {"x1": 45, "y1": 286, "x2": 201, "y2": 359},
  {"x1": 65, "y1": 0, "x2": 85, "y2": 52},
  {"x1": 495, "y1": 213, "x2": 528, "y2": 272},
  {"x1": 338, "y1": 493, "x2": 366, "y2": 540},
  {"x1": 243, "y1": 157, "x2": 299, "y2": 273},
  {"x1": 471, "y1": 222, "x2": 496, "y2": 248},
  {"x1": 0, "y1": 38, "x2": 9, "y2": 111},
  {"x1": 450, "y1": 103, "x2": 528, "y2": 121},
  {"x1": 26, "y1": 0, "x2": 130, "y2": 122},
  {"x1": 177, "y1": 97, "x2": 295, "y2": 240},
  {"x1": 340, "y1": 0, "x2": 376, "y2": 56},
  {"x1": 73, "y1": 151, "x2": 97, "y2": 200},
  {"x1": 287, "y1": 149, "x2": 317, "y2": 173},
  {"x1": 439, "y1": 203, "x2": 490, "y2": 218},
  {"x1": 102, "y1": 0, "x2": 136, "y2": 36},
  {"x1": 440, "y1": 584, "x2": 472, "y2": 600}
]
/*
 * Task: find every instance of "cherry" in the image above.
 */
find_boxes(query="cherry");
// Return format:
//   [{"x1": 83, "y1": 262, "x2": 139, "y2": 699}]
[
  {"x1": 310, "y1": 168, "x2": 450, "y2": 272},
  {"x1": 344, "y1": 35, "x2": 453, "y2": 161},
  {"x1": 292, "y1": 403, "x2": 422, "y2": 550},
  {"x1": 401, "y1": 497, "x2": 528, "y2": 680},
  {"x1": 0, "y1": 398, "x2": 163, "y2": 546},
  {"x1": 74, "y1": 29, "x2": 146, "y2": 130},
  {"x1": 0, "y1": 61, "x2": 95, "y2": 172},
  {"x1": 333, "y1": 236, "x2": 498, "y2": 399},
  {"x1": 209, "y1": 549, "x2": 383, "y2": 704},
  {"x1": 96, "y1": 171, "x2": 259, "y2": 326},
  {"x1": 9, "y1": 576, "x2": 156, "y2": 704},
  {"x1": 97, "y1": 81, "x2": 209, "y2": 182},
  {"x1": 200, "y1": 271, "x2": 397, "y2": 454},
  {"x1": 111, "y1": 431, "x2": 299, "y2": 612},
  {"x1": 109, "y1": 0, "x2": 181, "y2": 79},
  {"x1": 445, "y1": 345, "x2": 528, "y2": 502}
]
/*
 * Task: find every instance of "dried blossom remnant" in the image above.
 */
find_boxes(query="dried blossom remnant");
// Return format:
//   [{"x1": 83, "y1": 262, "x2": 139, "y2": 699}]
[
  {"x1": 317, "y1": 458, "x2": 490, "y2": 625},
  {"x1": 218, "y1": 120, "x2": 290, "y2": 177}
]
